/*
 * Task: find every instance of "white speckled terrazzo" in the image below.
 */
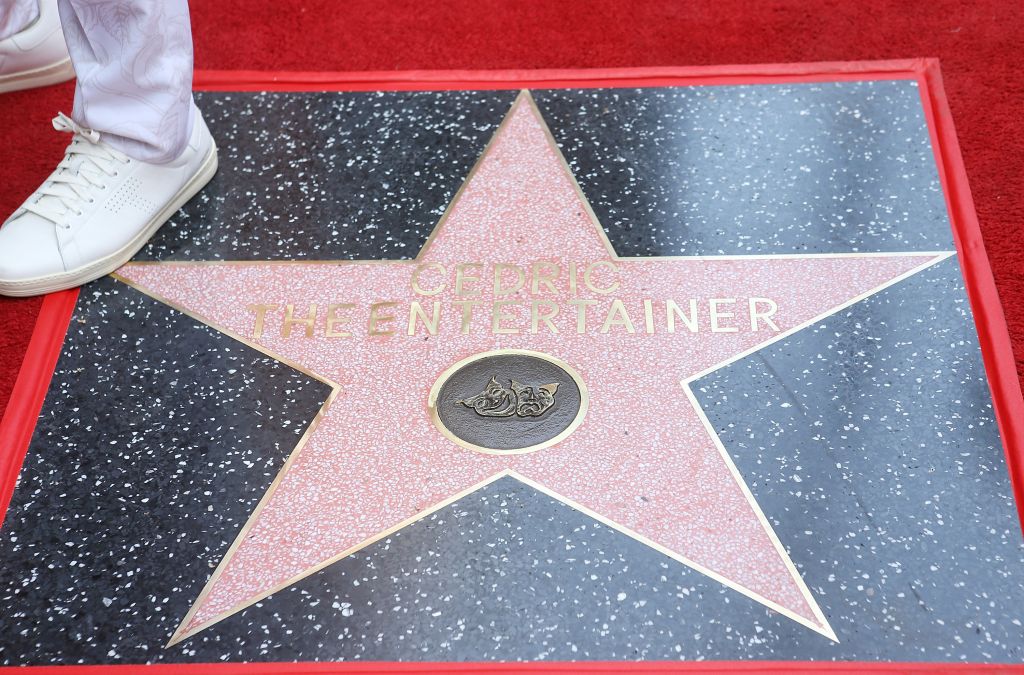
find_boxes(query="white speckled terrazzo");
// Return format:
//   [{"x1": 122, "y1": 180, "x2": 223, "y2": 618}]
[{"x1": 119, "y1": 96, "x2": 945, "y2": 641}]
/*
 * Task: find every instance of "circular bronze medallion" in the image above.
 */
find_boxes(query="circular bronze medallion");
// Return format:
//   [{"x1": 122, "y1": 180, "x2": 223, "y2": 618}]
[{"x1": 428, "y1": 350, "x2": 588, "y2": 455}]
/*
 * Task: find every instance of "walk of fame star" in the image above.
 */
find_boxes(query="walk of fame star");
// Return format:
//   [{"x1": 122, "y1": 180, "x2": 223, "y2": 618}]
[{"x1": 112, "y1": 91, "x2": 951, "y2": 645}]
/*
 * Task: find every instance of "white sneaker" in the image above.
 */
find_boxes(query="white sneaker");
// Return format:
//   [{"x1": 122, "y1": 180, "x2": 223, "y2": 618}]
[
  {"x1": 0, "y1": 0, "x2": 74, "y2": 94},
  {"x1": 0, "y1": 106, "x2": 218, "y2": 296}
]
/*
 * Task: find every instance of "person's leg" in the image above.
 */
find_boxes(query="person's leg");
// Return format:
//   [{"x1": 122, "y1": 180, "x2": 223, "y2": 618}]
[
  {"x1": 0, "y1": 0, "x2": 74, "y2": 92},
  {"x1": 0, "y1": 0, "x2": 39, "y2": 41},
  {"x1": 58, "y1": 0, "x2": 194, "y2": 164},
  {"x1": 0, "y1": 0, "x2": 217, "y2": 297}
]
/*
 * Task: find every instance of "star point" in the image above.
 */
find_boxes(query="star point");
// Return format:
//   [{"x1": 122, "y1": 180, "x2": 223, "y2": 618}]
[{"x1": 114, "y1": 92, "x2": 951, "y2": 645}]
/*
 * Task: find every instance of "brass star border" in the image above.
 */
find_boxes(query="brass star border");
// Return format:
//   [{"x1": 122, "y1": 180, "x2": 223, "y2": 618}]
[{"x1": 109, "y1": 91, "x2": 954, "y2": 646}]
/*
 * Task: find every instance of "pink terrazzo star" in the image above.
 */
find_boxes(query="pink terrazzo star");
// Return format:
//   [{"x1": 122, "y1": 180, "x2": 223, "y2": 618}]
[{"x1": 115, "y1": 92, "x2": 950, "y2": 644}]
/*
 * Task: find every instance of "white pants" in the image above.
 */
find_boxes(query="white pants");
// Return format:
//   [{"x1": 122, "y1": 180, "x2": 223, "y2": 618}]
[
  {"x1": 1, "y1": 0, "x2": 194, "y2": 163},
  {"x1": 0, "y1": 0, "x2": 37, "y2": 41}
]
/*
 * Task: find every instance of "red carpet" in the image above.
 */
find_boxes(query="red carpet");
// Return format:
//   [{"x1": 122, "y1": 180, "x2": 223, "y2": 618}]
[{"x1": 0, "y1": 0, "x2": 1022, "y2": 419}]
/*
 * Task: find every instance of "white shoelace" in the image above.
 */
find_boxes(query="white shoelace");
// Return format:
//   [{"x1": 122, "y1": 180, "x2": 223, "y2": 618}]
[{"x1": 22, "y1": 113, "x2": 131, "y2": 229}]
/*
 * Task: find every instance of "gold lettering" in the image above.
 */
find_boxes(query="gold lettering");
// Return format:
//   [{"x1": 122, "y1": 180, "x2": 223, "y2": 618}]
[
  {"x1": 569, "y1": 262, "x2": 579, "y2": 296},
  {"x1": 530, "y1": 300, "x2": 560, "y2": 334},
  {"x1": 258, "y1": 291, "x2": 778, "y2": 339},
  {"x1": 569, "y1": 298, "x2": 596, "y2": 333},
  {"x1": 494, "y1": 263, "x2": 525, "y2": 296},
  {"x1": 531, "y1": 261, "x2": 560, "y2": 294},
  {"x1": 454, "y1": 300, "x2": 482, "y2": 334},
  {"x1": 325, "y1": 303, "x2": 355, "y2": 337},
  {"x1": 407, "y1": 301, "x2": 441, "y2": 336},
  {"x1": 709, "y1": 298, "x2": 738, "y2": 333},
  {"x1": 248, "y1": 303, "x2": 278, "y2": 339},
  {"x1": 282, "y1": 303, "x2": 316, "y2": 338},
  {"x1": 368, "y1": 301, "x2": 399, "y2": 336},
  {"x1": 643, "y1": 299, "x2": 654, "y2": 334},
  {"x1": 667, "y1": 299, "x2": 699, "y2": 333},
  {"x1": 455, "y1": 263, "x2": 482, "y2": 297},
  {"x1": 749, "y1": 298, "x2": 780, "y2": 332},
  {"x1": 411, "y1": 262, "x2": 446, "y2": 296},
  {"x1": 600, "y1": 298, "x2": 635, "y2": 334},
  {"x1": 584, "y1": 260, "x2": 620, "y2": 295},
  {"x1": 491, "y1": 300, "x2": 519, "y2": 334}
]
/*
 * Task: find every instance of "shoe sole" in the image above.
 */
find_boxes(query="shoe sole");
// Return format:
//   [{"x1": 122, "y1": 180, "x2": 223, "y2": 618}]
[
  {"x1": 0, "y1": 143, "x2": 219, "y2": 297},
  {"x1": 0, "y1": 57, "x2": 75, "y2": 94}
]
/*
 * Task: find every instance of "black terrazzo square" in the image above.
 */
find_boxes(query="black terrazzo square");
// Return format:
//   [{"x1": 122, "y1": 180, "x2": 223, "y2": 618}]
[{"x1": 1, "y1": 81, "x2": 1021, "y2": 666}]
